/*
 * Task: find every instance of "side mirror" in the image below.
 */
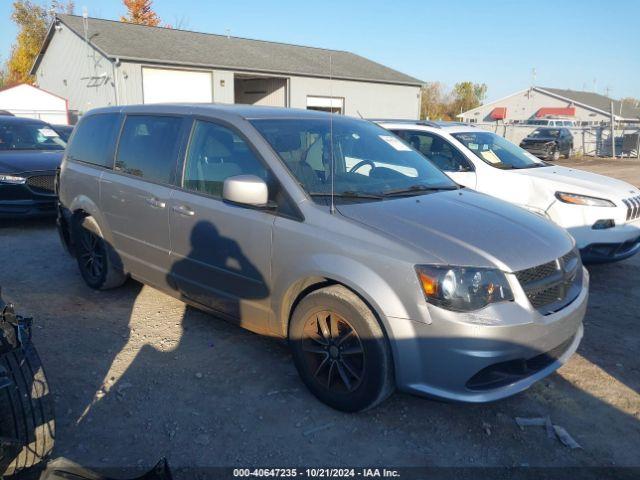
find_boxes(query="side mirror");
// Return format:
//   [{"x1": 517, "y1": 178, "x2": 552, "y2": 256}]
[{"x1": 223, "y1": 175, "x2": 269, "y2": 207}]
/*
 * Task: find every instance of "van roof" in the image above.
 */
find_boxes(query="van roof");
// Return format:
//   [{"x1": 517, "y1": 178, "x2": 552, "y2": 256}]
[{"x1": 86, "y1": 103, "x2": 356, "y2": 121}]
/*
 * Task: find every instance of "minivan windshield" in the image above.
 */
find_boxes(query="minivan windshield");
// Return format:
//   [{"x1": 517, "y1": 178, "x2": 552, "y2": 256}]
[
  {"x1": 451, "y1": 131, "x2": 545, "y2": 170},
  {"x1": 0, "y1": 120, "x2": 66, "y2": 151},
  {"x1": 251, "y1": 117, "x2": 458, "y2": 200}
]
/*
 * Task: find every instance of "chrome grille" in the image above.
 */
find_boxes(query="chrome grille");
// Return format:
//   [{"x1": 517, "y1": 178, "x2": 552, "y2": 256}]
[
  {"x1": 623, "y1": 196, "x2": 640, "y2": 221},
  {"x1": 26, "y1": 175, "x2": 55, "y2": 195},
  {"x1": 515, "y1": 249, "x2": 582, "y2": 315}
]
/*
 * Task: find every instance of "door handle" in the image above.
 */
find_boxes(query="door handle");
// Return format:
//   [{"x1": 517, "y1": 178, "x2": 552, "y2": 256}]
[
  {"x1": 145, "y1": 197, "x2": 166, "y2": 209},
  {"x1": 172, "y1": 204, "x2": 195, "y2": 217}
]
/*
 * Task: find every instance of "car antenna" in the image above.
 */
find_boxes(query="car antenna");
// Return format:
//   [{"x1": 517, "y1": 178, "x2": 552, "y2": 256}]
[
  {"x1": 329, "y1": 54, "x2": 336, "y2": 215},
  {"x1": 356, "y1": 110, "x2": 363, "y2": 119}
]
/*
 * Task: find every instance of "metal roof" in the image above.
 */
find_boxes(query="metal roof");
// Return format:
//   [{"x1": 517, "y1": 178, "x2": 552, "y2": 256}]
[
  {"x1": 35, "y1": 15, "x2": 423, "y2": 87},
  {"x1": 537, "y1": 87, "x2": 640, "y2": 120}
]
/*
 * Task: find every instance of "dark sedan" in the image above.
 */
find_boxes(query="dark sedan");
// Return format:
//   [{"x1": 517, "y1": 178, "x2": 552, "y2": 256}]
[
  {"x1": 519, "y1": 127, "x2": 573, "y2": 161},
  {"x1": 0, "y1": 116, "x2": 65, "y2": 218}
]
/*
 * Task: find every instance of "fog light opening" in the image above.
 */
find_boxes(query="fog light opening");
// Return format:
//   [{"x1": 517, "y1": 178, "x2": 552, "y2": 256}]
[{"x1": 592, "y1": 219, "x2": 615, "y2": 230}]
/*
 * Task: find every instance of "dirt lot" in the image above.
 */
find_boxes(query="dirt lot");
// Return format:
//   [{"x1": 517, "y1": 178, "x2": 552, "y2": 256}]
[{"x1": 1, "y1": 159, "x2": 639, "y2": 477}]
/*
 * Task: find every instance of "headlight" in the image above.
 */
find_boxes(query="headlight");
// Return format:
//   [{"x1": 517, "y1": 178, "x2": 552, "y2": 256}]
[
  {"x1": 416, "y1": 265, "x2": 514, "y2": 312},
  {"x1": 0, "y1": 175, "x2": 26, "y2": 185},
  {"x1": 555, "y1": 192, "x2": 615, "y2": 207}
]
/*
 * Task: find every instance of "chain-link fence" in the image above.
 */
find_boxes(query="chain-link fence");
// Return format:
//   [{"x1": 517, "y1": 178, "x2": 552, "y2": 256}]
[{"x1": 474, "y1": 123, "x2": 640, "y2": 159}]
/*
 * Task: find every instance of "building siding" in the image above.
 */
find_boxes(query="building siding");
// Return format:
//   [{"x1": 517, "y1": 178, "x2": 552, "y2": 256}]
[
  {"x1": 460, "y1": 89, "x2": 611, "y2": 124},
  {"x1": 35, "y1": 26, "x2": 420, "y2": 120},
  {"x1": 35, "y1": 23, "x2": 116, "y2": 114}
]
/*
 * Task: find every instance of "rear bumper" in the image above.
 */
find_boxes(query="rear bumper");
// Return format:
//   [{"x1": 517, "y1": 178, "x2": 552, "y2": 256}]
[{"x1": 57, "y1": 205, "x2": 74, "y2": 256}]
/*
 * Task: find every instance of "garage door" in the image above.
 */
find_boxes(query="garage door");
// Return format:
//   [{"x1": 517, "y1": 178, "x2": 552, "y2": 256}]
[{"x1": 142, "y1": 67, "x2": 213, "y2": 104}]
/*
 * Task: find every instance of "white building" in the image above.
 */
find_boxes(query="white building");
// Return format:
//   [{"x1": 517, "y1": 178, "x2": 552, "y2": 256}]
[
  {"x1": 0, "y1": 83, "x2": 69, "y2": 125},
  {"x1": 459, "y1": 86, "x2": 640, "y2": 125},
  {"x1": 31, "y1": 14, "x2": 423, "y2": 122}
]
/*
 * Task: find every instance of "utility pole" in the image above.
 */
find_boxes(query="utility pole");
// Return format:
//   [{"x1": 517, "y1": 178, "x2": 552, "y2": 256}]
[{"x1": 610, "y1": 100, "x2": 616, "y2": 158}]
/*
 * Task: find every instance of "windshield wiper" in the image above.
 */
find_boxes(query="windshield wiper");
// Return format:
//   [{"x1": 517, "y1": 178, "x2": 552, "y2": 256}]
[
  {"x1": 309, "y1": 191, "x2": 384, "y2": 200},
  {"x1": 381, "y1": 184, "x2": 458, "y2": 197}
]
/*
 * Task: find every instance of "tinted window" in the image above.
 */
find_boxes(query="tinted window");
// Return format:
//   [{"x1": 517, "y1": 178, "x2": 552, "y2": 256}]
[
  {"x1": 183, "y1": 120, "x2": 270, "y2": 198},
  {"x1": 67, "y1": 114, "x2": 119, "y2": 167},
  {"x1": 0, "y1": 120, "x2": 66, "y2": 151},
  {"x1": 393, "y1": 130, "x2": 472, "y2": 172},
  {"x1": 115, "y1": 115, "x2": 183, "y2": 183}
]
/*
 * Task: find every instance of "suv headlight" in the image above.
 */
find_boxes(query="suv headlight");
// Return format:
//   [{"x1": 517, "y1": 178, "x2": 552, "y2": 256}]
[
  {"x1": 0, "y1": 175, "x2": 26, "y2": 185},
  {"x1": 416, "y1": 265, "x2": 514, "y2": 312},
  {"x1": 555, "y1": 192, "x2": 615, "y2": 207}
]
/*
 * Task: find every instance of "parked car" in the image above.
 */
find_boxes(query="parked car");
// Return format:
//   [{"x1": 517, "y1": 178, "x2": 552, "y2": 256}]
[
  {"x1": 58, "y1": 105, "x2": 587, "y2": 412},
  {"x1": 527, "y1": 118, "x2": 576, "y2": 127},
  {"x1": 519, "y1": 127, "x2": 573, "y2": 160},
  {"x1": 381, "y1": 120, "x2": 640, "y2": 263},
  {"x1": 0, "y1": 116, "x2": 66, "y2": 218}
]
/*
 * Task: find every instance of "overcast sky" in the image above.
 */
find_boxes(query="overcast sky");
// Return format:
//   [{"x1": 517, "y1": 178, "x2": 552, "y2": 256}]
[{"x1": 1, "y1": 0, "x2": 638, "y2": 101}]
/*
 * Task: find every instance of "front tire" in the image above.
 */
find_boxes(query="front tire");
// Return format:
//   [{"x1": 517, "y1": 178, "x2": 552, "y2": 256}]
[
  {"x1": 73, "y1": 216, "x2": 127, "y2": 290},
  {"x1": 289, "y1": 285, "x2": 394, "y2": 412},
  {"x1": 564, "y1": 146, "x2": 573, "y2": 159},
  {"x1": 551, "y1": 147, "x2": 560, "y2": 161}
]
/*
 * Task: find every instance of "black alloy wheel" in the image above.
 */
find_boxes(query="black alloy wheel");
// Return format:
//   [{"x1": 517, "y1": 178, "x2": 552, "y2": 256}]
[{"x1": 301, "y1": 311, "x2": 365, "y2": 393}]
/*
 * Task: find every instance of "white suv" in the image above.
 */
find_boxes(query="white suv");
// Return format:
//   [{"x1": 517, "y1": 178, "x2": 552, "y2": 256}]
[{"x1": 377, "y1": 120, "x2": 640, "y2": 263}]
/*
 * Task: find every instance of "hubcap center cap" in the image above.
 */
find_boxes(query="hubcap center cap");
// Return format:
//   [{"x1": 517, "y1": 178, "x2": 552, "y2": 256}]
[{"x1": 328, "y1": 345, "x2": 340, "y2": 359}]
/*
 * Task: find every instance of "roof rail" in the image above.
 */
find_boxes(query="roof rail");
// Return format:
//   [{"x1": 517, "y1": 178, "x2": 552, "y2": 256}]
[{"x1": 368, "y1": 119, "x2": 442, "y2": 128}]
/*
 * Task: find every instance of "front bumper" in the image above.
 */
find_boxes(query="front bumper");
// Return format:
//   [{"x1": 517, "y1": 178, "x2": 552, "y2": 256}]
[
  {"x1": 547, "y1": 201, "x2": 640, "y2": 263},
  {"x1": 520, "y1": 144, "x2": 554, "y2": 159},
  {"x1": 0, "y1": 199, "x2": 57, "y2": 218},
  {"x1": 385, "y1": 268, "x2": 588, "y2": 402},
  {"x1": 580, "y1": 236, "x2": 640, "y2": 263},
  {"x1": 0, "y1": 173, "x2": 57, "y2": 218}
]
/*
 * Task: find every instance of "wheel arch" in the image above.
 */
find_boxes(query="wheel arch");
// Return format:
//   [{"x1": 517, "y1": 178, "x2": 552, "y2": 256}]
[{"x1": 278, "y1": 265, "x2": 411, "y2": 341}]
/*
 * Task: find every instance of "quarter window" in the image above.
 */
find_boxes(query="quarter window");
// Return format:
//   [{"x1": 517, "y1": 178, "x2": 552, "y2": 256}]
[
  {"x1": 115, "y1": 115, "x2": 183, "y2": 184},
  {"x1": 183, "y1": 120, "x2": 270, "y2": 198},
  {"x1": 67, "y1": 113, "x2": 120, "y2": 167}
]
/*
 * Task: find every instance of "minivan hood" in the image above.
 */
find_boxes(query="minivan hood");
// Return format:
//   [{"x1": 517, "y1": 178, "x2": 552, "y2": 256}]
[
  {"x1": 0, "y1": 150, "x2": 63, "y2": 175},
  {"x1": 514, "y1": 165, "x2": 639, "y2": 199},
  {"x1": 337, "y1": 189, "x2": 573, "y2": 272}
]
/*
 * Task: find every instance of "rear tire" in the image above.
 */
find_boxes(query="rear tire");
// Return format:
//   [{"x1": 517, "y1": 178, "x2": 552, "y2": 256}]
[
  {"x1": 73, "y1": 216, "x2": 127, "y2": 290},
  {"x1": 289, "y1": 285, "x2": 394, "y2": 412},
  {"x1": 0, "y1": 343, "x2": 55, "y2": 477}
]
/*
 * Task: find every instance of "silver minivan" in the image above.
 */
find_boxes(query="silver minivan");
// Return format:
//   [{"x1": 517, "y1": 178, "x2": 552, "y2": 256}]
[{"x1": 58, "y1": 104, "x2": 588, "y2": 412}]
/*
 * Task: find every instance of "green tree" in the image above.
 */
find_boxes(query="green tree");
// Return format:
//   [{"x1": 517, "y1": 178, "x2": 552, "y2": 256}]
[
  {"x1": 5, "y1": 1, "x2": 74, "y2": 86},
  {"x1": 449, "y1": 81, "x2": 488, "y2": 117},
  {"x1": 420, "y1": 82, "x2": 452, "y2": 120}
]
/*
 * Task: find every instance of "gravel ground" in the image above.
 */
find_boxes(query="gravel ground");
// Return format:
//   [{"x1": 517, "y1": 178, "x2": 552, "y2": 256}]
[{"x1": 1, "y1": 160, "x2": 639, "y2": 477}]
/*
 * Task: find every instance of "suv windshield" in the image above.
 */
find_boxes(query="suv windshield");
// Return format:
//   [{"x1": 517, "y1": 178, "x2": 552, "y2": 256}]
[
  {"x1": 529, "y1": 128, "x2": 560, "y2": 138},
  {"x1": 251, "y1": 118, "x2": 458, "y2": 200},
  {"x1": 452, "y1": 131, "x2": 545, "y2": 169},
  {"x1": 0, "y1": 121, "x2": 66, "y2": 151}
]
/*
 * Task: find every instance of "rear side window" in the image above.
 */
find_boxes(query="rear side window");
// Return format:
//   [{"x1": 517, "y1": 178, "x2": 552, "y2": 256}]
[
  {"x1": 115, "y1": 115, "x2": 183, "y2": 184},
  {"x1": 66, "y1": 113, "x2": 121, "y2": 167}
]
